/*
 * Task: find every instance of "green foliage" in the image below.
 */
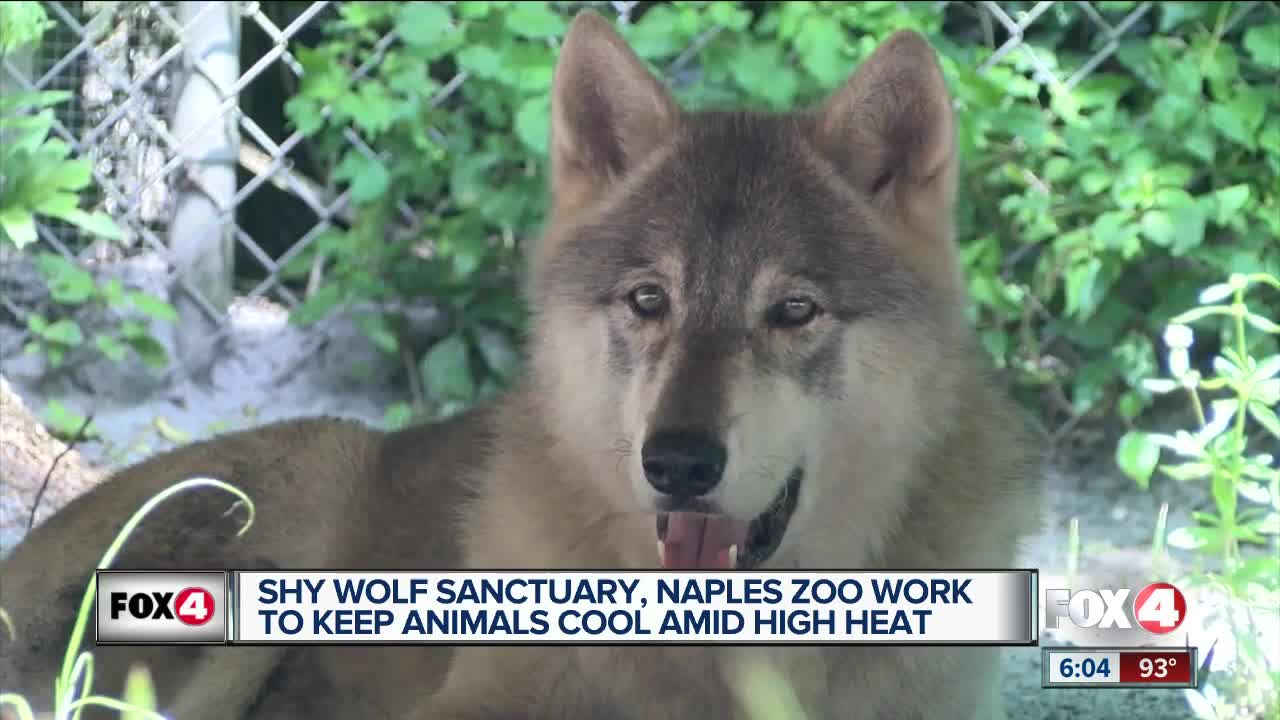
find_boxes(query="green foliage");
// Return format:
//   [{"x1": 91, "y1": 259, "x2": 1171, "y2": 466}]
[
  {"x1": 120, "y1": 665, "x2": 159, "y2": 720},
  {"x1": 0, "y1": 477, "x2": 255, "y2": 720},
  {"x1": 1, "y1": 4, "x2": 177, "y2": 376},
  {"x1": 42, "y1": 398, "x2": 101, "y2": 442},
  {"x1": 1117, "y1": 273, "x2": 1280, "y2": 719},
  {"x1": 21, "y1": 252, "x2": 176, "y2": 371},
  {"x1": 282, "y1": 1, "x2": 1279, "y2": 427},
  {"x1": 0, "y1": 90, "x2": 122, "y2": 248},
  {"x1": 956, "y1": 4, "x2": 1280, "y2": 426},
  {"x1": 732, "y1": 654, "x2": 810, "y2": 720},
  {"x1": 0, "y1": 1, "x2": 53, "y2": 56}
]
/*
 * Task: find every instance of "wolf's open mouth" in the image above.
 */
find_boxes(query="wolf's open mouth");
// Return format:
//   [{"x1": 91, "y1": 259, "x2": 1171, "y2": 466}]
[{"x1": 655, "y1": 468, "x2": 802, "y2": 570}]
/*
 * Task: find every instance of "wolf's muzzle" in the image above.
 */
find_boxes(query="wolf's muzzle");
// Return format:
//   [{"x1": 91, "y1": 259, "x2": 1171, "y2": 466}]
[{"x1": 640, "y1": 430, "x2": 726, "y2": 498}]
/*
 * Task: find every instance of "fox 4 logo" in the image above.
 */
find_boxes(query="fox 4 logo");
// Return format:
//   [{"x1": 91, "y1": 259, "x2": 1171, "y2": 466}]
[
  {"x1": 111, "y1": 586, "x2": 216, "y2": 626},
  {"x1": 97, "y1": 570, "x2": 226, "y2": 644},
  {"x1": 1045, "y1": 582, "x2": 1187, "y2": 635}
]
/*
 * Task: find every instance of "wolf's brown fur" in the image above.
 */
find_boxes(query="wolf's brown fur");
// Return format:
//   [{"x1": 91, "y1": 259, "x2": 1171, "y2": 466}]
[{"x1": 1, "y1": 11, "x2": 1044, "y2": 720}]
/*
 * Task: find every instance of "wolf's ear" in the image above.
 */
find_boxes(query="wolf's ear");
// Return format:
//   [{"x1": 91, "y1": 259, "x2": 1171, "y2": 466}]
[
  {"x1": 549, "y1": 10, "x2": 678, "y2": 212},
  {"x1": 815, "y1": 31, "x2": 957, "y2": 225}
]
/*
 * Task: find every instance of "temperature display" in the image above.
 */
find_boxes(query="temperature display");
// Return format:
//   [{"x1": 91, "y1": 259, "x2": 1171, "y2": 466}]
[
  {"x1": 1120, "y1": 650, "x2": 1193, "y2": 684},
  {"x1": 1042, "y1": 647, "x2": 1198, "y2": 689}
]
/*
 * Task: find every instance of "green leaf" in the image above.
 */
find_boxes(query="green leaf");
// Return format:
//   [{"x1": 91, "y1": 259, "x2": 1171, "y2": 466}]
[
  {"x1": 1079, "y1": 170, "x2": 1111, "y2": 196},
  {"x1": 42, "y1": 318, "x2": 84, "y2": 346},
  {"x1": 290, "y1": 283, "x2": 344, "y2": 326},
  {"x1": 730, "y1": 42, "x2": 797, "y2": 108},
  {"x1": 1158, "y1": 2, "x2": 1211, "y2": 32},
  {"x1": 497, "y1": 43, "x2": 555, "y2": 92},
  {"x1": 457, "y1": 45, "x2": 500, "y2": 79},
  {"x1": 42, "y1": 400, "x2": 100, "y2": 440},
  {"x1": 1197, "y1": 283, "x2": 1233, "y2": 304},
  {"x1": 1243, "y1": 24, "x2": 1280, "y2": 68},
  {"x1": 1116, "y1": 390, "x2": 1147, "y2": 421},
  {"x1": 123, "y1": 663, "x2": 160, "y2": 718},
  {"x1": 39, "y1": 255, "x2": 96, "y2": 305},
  {"x1": 127, "y1": 291, "x2": 179, "y2": 323},
  {"x1": 118, "y1": 319, "x2": 147, "y2": 339},
  {"x1": 1141, "y1": 198, "x2": 1204, "y2": 256},
  {"x1": 396, "y1": 2, "x2": 451, "y2": 47},
  {"x1": 1254, "y1": 355, "x2": 1280, "y2": 383},
  {"x1": 1064, "y1": 255, "x2": 1102, "y2": 319},
  {"x1": 1253, "y1": 512, "x2": 1280, "y2": 536},
  {"x1": 1116, "y1": 431, "x2": 1161, "y2": 489},
  {"x1": 1167, "y1": 200, "x2": 1205, "y2": 256},
  {"x1": 795, "y1": 15, "x2": 846, "y2": 87},
  {"x1": 125, "y1": 335, "x2": 170, "y2": 369},
  {"x1": 284, "y1": 95, "x2": 325, "y2": 135},
  {"x1": 95, "y1": 334, "x2": 128, "y2": 362},
  {"x1": 707, "y1": 2, "x2": 751, "y2": 31},
  {"x1": 1233, "y1": 555, "x2": 1280, "y2": 587},
  {"x1": 1209, "y1": 95, "x2": 1262, "y2": 149},
  {"x1": 1140, "y1": 209, "x2": 1175, "y2": 247},
  {"x1": 1209, "y1": 184, "x2": 1251, "y2": 225},
  {"x1": 457, "y1": 2, "x2": 490, "y2": 20},
  {"x1": 383, "y1": 402, "x2": 415, "y2": 430},
  {"x1": 515, "y1": 95, "x2": 550, "y2": 155},
  {"x1": 1166, "y1": 526, "x2": 1212, "y2": 551},
  {"x1": 2, "y1": 108, "x2": 55, "y2": 153},
  {"x1": 621, "y1": 6, "x2": 684, "y2": 59},
  {"x1": 0, "y1": 89, "x2": 71, "y2": 112},
  {"x1": 0, "y1": 208, "x2": 37, "y2": 248},
  {"x1": 421, "y1": 333, "x2": 475, "y2": 402},
  {"x1": 1169, "y1": 305, "x2": 1226, "y2": 325},
  {"x1": 1256, "y1": 378, "x2": 1280, "y2": 406},
  {"x1": 351, "y1": 157, "x2": 390, "y2": 205},
  {"x1": 0, "y1": 2, "x2": 55, "y2": 53},
  {"x1": 100, "y1": 277, "x2": 125, "y2": 306},
  {"x1": 46, "y1": 158, "x2": 93, "y2": 191},
  {"x1": 1160, "y1": 462, "x2": 1212, "y2": 481},
  {"x1": 1249, "y1": 401, "x2": 1280, "y2": 440},
  {"x1": 62, "y1": 209, "x2": 124, "y2": 241},
  {"x1": 1245, "y1": 313, "x2": 1280, "y2": 334},
  {"x1": 443, "y1": 233, "x2": 487, "y2": 278},
  {"x1": 1184, "y1": 123, "x2": 1216, "y2": 163},
  {"x1": 33, "y1": 191, "x2": 80, "y2": 221},
  {"x1": 153, "y1": 416, "x2": 192, "y2": 444},
  {"x1": 504, "y1": 3, "x2": 566, "y2": 39},
  {"x1": 354, "y1": 313, "x2": 398, "y2": 356},
  {"x1": 349, "y1": 84, "x2": 397, "y2": 137},
  {"x1": 474, "y1": 324, "x2": 520, "y2": 381}
]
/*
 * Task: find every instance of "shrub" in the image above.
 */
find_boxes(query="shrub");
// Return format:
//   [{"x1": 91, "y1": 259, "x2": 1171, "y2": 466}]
[
  {"x1": 1, "y1": 2, "x2": 178, "y2": 386},
  {"x1": 1118, "y1": 272, "x2": 1279, "y2": 719}
]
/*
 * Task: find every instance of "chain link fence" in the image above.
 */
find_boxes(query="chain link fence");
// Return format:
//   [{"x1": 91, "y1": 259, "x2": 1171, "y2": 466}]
[{"x1": 3, "y1": 0, "x2": 1276, "y2": 367}]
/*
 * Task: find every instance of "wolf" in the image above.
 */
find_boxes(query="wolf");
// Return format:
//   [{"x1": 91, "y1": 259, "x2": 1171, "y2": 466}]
[{"x1": 0, "y1": 10, "x2": 1044, "y2": 720}]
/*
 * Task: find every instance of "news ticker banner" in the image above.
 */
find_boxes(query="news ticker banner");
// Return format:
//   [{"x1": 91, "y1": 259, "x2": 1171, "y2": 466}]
[
  {"x1": 1041, "y1": 647, "x2": 1199, "y2": 689},
  {"x1": 95, "y1": 569, "x2": 1037, "y2": 646}
]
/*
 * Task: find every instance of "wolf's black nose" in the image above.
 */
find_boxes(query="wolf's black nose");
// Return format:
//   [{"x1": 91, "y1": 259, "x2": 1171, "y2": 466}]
[{"x1": 641, "y1": 431, "x2": 727, "y2": 497}]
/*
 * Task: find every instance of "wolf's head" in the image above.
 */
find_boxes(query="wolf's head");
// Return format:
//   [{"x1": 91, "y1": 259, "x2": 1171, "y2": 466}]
[{"x1": 526, "y1": 11, "x2": 976, "y2": 571}]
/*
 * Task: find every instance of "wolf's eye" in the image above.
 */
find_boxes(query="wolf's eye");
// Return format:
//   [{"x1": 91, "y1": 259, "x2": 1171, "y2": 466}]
[
  {"x1": 628, "y1": 284, "x2": 668, "y2": 319},
  {"x1": 768, "y1": 297, "x2": 821, "y2": 328}
]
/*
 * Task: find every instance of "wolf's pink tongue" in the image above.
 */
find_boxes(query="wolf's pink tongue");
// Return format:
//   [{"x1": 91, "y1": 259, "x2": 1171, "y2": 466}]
[{"x1": 661, "y1": 512, "x2": 749, "y2": 570}]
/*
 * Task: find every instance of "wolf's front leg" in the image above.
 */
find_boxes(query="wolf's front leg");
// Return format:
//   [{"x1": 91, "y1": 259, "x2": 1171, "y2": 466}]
[
  {"x1": 824, "y1": 645, "x2": 1006, "y2": 720},
  {"x1": 417, "y1": 645, "x2": 738, "y2": 720},
  {"x1": 413, "y1": 646, "x2": 611, "y2": 720}
]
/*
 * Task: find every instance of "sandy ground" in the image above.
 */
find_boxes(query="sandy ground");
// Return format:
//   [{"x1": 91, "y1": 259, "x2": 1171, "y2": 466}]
[{"x1": 4, "y1": 300, "x2": 1272, "y2": 720}]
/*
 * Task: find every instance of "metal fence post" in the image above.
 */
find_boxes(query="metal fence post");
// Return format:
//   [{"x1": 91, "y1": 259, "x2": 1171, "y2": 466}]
[{"x1": 168, "y1": 1, "x2": 240, "y2": 372}]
